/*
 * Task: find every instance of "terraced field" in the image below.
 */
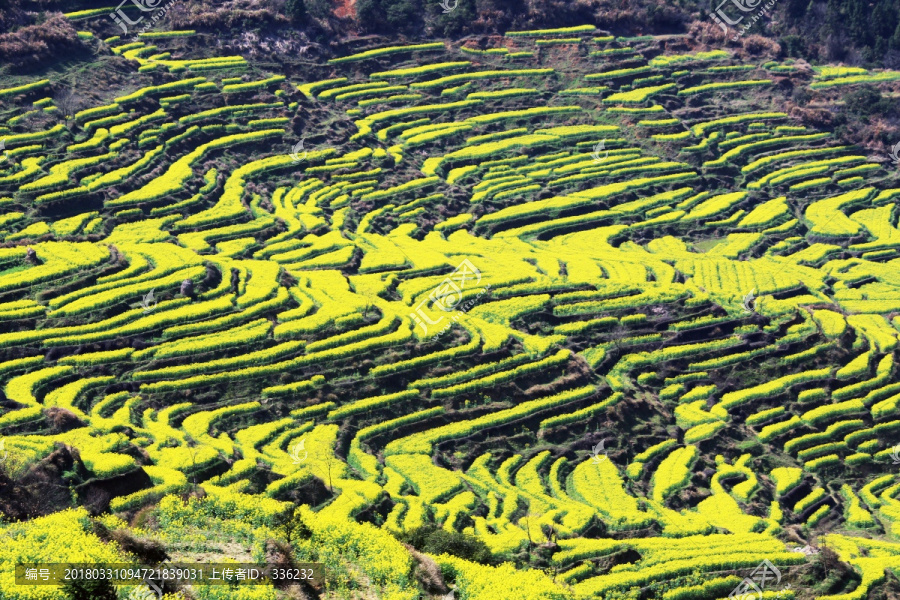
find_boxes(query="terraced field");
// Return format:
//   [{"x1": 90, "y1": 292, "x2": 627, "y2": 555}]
[{"x1": 3, "y1": 20, "x2": 900, "y2": 600}]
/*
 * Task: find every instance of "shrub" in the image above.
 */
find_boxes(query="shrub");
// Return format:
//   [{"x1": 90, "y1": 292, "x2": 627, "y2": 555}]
[
  {"x1": 399, "y1": 524, "x2": 495, "y2": 564},
  {"x1": 0, "y1": 16, "x2": 83, "y2": 72}
]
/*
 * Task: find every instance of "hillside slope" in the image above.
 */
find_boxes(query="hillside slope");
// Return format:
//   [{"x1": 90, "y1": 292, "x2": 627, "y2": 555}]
[{"x1": 1, "y1": 20, "x2": 900, "y2": 600}]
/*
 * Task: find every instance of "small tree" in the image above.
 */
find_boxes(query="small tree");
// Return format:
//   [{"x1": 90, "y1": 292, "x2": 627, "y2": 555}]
[
  {"x1": 312, "y1": 443, "x2": 338, "y2": 493},
  {"x1": 522, "y1": 512, "x2": 537, "y2": 554},
  {"x1": 54, "y1": 89, "x2": 83, "y2": 121},
  {"x1": 278, "y1": 507, "x2": 312, "y2": 546},
  {"x1": 608, "y1": 322, "x2": 628, "y2": 358}
]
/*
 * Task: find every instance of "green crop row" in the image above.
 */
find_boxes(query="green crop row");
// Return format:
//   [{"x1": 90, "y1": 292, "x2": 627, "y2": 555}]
[
  {"x1": 537, "y1": 38, "x2": 581, "y2": 45},
  {"x1": 328, "y1": 42, "x2": 444, "y2": 64},
  {"x1": 370, "y1": 61, "x2": 471, "y2": 80},
  {"x1": 809, "y1": 71, "x2": 900, "y2": 89},
  {"x1": 0, "y1": 79, "x2": 50, "y2": 97},
  {"x1": 370, "y1": 335, "x2": 482, "y2": 378},
  {"x1": 58, "y1": 348, "x2": 133, "y2": 367},
  {"x1": 319, "y1": 80, "x2": 391, "y2": 99},
  {"x1": 143, "y1": 319, "x2": 273, "y2": 361},
  {"x1": 784, "y1": 420, "x2": 864, "y2": 455},
  {"x1": 840, "y1": 484, "x2": 877, "y2": 527},
  {"x1": 540, "y1": 392, "x2": 623, "y2": 429},
  {"x1": 109, "y1": 128, "x2": 283, "y2": 206},
  {"x1": 137, "y1": 30, "x2": 195, "y2": 38},
  {"x1": 569, "y1": 458, "x2": 653, "y2": 530},
  {"x1": 805, "y1": 503, "x2": 830, "y2": 524},
  {"x1": 767, "y1": 467, "x2": 802, "y2": 498},
  {"x1": 679, "y1": 79, "x2": 772, "y2": 96},
  {"x1": 798, "y1": 442, "x2": 846, "y2": 462},
  {"x1": 758, "y1": 416, "x2": 801, "y2": 442},
  {"x1": 506, "y1": 25, "x2": 596, "y2": 36},
  {"x1": 115, "y1": 77, "x2": 206, "y2": 103},
  {"x1": 179, "y1": 101, "x2": 281, "y2": 125},
  {"x1": 109, "y1": 466, "x2": 187, "y2": 512},
  {"x1": 73, "y1": 103, "x2": 120, "y2": 123},
  {"x1": 355, "y1": 99, "x2": 482, "y2": 140},
  {"x1": 834, "y1": 354, "x2": 893, "y2": 401},
  {"x1": 337, "y1": 85, "x2": 408, "y2": 102},
  {"x1": 460, "y1": 46, "x2": 509, "y2": 54},
  {"x1": 805, "y1": 454, "x2": 841, "y2": 471},
  {"x1": 144, "y1": 323, "x2": 411, "y2": 392},
  {"x1": 409, "y1": 68, "x2": 554, "y2": 89},
  {"x1": 651, "y1": 445, "x2": 697, "y2": 502},
  {"x1": 704, "y1": 133, "x2": 830, "y2": 168},
  {"x1": 741, "y1": 145, "x2": 850, "y2": 174},
  {"x1": 34, "y1": 187, "x2": 90, "y2": 204},
  {"x1": 65, "y1": 7, "x2": 122, "y2": 18},
  {"x1": 801, "y1": 398, "x2": 865, "y2": 426},
  {"x1": 648, "y1": 50, "x2": 728, "y2": 67},
  {"x1": 49, "y1": 263, "x2": 206, "y2": 318},
  {"x1": 297, "y1": 77, "x2": 347, "y2": 98},
  {"x1": 719, "y1": 367, "x2": 831, "y2": 410},
  {"x1": 22, "y1": 152, "x2": 115, "y2": 193},
  {"x1": 304, "y1": 316, "x2": 399, "y2": 352},
  {"x1": 604, "y1": 84, "x2": 677, "y2": 104},
  {"x1": 1, "y1": 365, "x2": 74, "y2": 428},
  {"x1": 135, "y1": 339, "x2": 305, "y2": 382},
  {"x1": 794, "y1": 487, "x2": 826, "y2": 513},
  {"x1": 411, "y1": 353, "x2": 533, "y2": 389},
  {"x1": 662, "y1": 576, "x2": 743, "y2": 600},
  {"x1": 385, "y1": 385, "x2": 598, "y2": 455},
  {"x1": 574, "y1": 552, "x2": 803, "y2": 595},
  {"x1": 585, "y1": 66, "x2": 652, "y2": 80},
  {"x1": 790, "y1": 177, "x2": 831, "y2": 191},
  {"x1": 358, "y1": 176, "x2": 439, "y2": 202},
  {"x1": 47, "y1": 300, "x2": 231, "y2": 352}
]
